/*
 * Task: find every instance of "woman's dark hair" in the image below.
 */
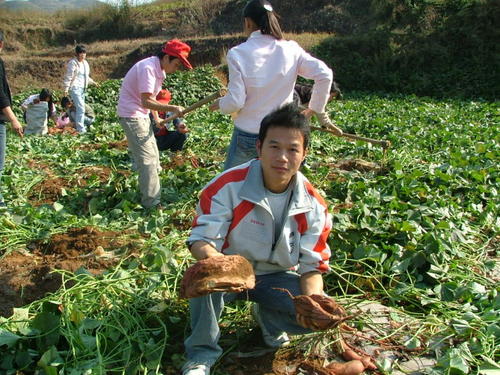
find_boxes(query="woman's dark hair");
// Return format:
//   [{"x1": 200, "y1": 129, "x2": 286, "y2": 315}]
[
  {"x1": 243, "y1": 0, "x2": 283, "y2": 40},
  {"x1": 61, "y1": 96, "x2": 72, "y2": 108},
  {"x1": 258, "y1": 103, "x2": 310, "y2": 149},
  {"x1": 39, "y1": 88, "x2": 51, "y2": 101},
  {"x1": 75, "y1": 45, "x2": 86, "y2": 54},
  {"x1": 39, "y1": 89, "x2": 54, "y2": 118},
  {"x1": 0, "y1": 31, "x2": 4, "y2": 42}
]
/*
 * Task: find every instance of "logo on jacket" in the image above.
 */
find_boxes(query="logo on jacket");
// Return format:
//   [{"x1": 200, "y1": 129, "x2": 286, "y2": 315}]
[{"x1": 250, "y1": 219, "x2": 265, "y2": 226}]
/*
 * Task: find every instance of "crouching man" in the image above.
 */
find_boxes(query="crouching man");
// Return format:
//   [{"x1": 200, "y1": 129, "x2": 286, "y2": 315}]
[{"x1": 182, "y1": 103, "x2": 333, "y2": 375}]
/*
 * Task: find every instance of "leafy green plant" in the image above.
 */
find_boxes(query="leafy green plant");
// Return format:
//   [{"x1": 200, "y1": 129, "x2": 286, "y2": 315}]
[{"x1": 0, "y1": 66, "x2": 498, "y2": 374}]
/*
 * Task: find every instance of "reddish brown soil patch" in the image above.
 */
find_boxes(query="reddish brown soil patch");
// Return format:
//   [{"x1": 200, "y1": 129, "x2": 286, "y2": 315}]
[
  {"x1": 29, "y1": 176, "x2": 71, "y2": 205},
  {"x1": 78, "y1": 140, "x2": 129, "y2": 151},
  {"x1": 0, "y1": 226, "x2": 139, "y2": 318},
  {"x1": 48, "y1": 126, "x2": 79, "y2": 136},
  {"x1": 27, "y1": 159, "x2": 71, "y2": 205},
  {"x1": 75, "y1": 166, "x2": 131, "y2": 186},
  {"x1": 33, "y1": 226, "x2": 134, "y2": 257},
  {"x1": 108, "y1": 140, "x2": 129, "y2": 150},
  {"x1": 162, "y1": 152, "x2": 200, "y2": 170},
  {"x1": 27, "y1": 159, "x2": 53, "y2": 173},
  {"x1": 333, "y1": 159, "x2": 382, "y2": 173}
]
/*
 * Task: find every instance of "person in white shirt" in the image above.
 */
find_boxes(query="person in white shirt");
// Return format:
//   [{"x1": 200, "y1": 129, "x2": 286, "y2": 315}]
[
  {"x1": 210, "y1": 0, "x2": 333, "y2": 170},
  {"x1": 21, "y1": 88, "x2": 57, "y2": 125},
  {"x1": 62, "y1": 45, "x2": 97, "y2": 134}
]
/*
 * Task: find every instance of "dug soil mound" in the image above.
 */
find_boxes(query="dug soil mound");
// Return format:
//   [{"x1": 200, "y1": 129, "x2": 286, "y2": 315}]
[
  {"x1": 0, "y1": 226, "x2": 139, "y2": 317},
  {"x1": 75, "y1": 166, "x2": 131, "y2": 186},
  {"x1": 162, "y1": 152, "x2": 200, "y2": 170},
  {"x1": 28, "y1": 176, "x2": 70, "y2": 205}
]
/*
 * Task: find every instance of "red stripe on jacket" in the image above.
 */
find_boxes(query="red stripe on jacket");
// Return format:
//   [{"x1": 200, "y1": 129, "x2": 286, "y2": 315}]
[
  {"x1": 199, "y1": 166, "x2": 250, "y2": 214},
  {"x1": 304, "y1": 180, "x2": 332, "y2": 269},
  {"x1": 294, "y1": 213, "x2": 308, "y2": 234},
  {"x1": 222, "y1": 200, "x2": 255, "y2": 251}
]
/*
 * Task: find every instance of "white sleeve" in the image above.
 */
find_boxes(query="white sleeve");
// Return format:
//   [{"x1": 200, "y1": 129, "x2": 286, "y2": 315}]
[
  {"x1": 296, "y1": 47, "x2": 333, "y2": 114},
  {"x1": 21, "y1": 95, "x2": 36, "y2": 110},
  {"x1": 86, "y1": 61, "x2": 96, "y2": 85},
  {"x1": 218, "y1": 51, "x2": 246, "y2": 115},
  {"x1": 63, "y1": 59, "x2": 77, "y2": 91},
  {"x1": 188, "y1": 186, "x2": 233, "y2": 251}
]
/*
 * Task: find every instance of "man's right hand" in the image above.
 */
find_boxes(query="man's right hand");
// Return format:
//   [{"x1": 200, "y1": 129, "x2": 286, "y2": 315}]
[{"x1": 190, "y1": 240, "x2": 224, "y2": 260}]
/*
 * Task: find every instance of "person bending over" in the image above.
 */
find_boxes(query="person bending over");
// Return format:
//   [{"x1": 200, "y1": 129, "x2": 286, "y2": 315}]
[{"x1": 116, "y1": 39, "x2": 192, "y2": 209}]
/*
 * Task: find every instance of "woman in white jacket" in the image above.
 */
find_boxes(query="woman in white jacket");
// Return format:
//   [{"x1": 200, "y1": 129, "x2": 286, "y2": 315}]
[
  {"x1": 210, "y1": 0, "x2": 333, "y2": 170},
  {"x1": 62, "y1": 45, "x2": 97, "y2": 133}
]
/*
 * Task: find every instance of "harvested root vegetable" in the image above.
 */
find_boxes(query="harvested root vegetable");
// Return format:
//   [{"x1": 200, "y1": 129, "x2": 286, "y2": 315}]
[
  {"x1": 275, "y1": 288, "x2": 347, "y2": 330},
  {"x1": 310, "y1": 294, "x2": 346, "y2": 316},
  {"x1": 341, "y1": 348, "x2": 377, "y2": 370},
  {"x1": 297, "y1": 361, "x2": 332, "y2": 375},
  {"x1": 179, "y1": 255, "x2": 255, "y2": 298},
  {"x1": 326, "y1": 360, "x2": 365, "y2": 375}
]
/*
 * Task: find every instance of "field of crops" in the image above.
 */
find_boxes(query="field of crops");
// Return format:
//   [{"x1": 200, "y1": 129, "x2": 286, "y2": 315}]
[{"x1": 0, "y1": 66, "x2": 498, "y2": 374}]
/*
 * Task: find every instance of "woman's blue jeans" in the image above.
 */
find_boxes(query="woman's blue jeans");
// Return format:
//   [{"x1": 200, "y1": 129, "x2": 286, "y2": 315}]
[
  {"x1": 223, "y1": 127, "x2": 259, "y2": 170},
  {"x1": 183, "y1": 271, "x2": 312, "y2": 369},
  {"x1": 0, "y1": 122, "x2": 6, "y2": 202},
  {"x1": 69, "y1": 87, "x2": 86, "y2": 133}
]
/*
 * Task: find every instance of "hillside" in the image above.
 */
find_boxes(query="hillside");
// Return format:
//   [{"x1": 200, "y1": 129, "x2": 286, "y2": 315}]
[
  {"x1": 0, "y1": 0, "x2": 103, "y2": 12},
  {"x1": 0, "y1": 0, "x2": 498, "y2": 99}
]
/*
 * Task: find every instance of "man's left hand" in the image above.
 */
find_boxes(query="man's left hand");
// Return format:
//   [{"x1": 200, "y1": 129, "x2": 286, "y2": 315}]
[{"x1": 11, "y1": 120, "x2": 24, "y2": 138}]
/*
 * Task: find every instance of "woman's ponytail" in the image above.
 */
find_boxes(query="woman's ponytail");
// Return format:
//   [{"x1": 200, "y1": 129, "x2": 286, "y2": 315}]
[{"x1": 243, "y1": 0, "x2": 283, "y2": 40}]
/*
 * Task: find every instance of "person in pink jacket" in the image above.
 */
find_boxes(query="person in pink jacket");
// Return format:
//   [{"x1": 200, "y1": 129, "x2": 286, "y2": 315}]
[
  {"x1": 210, "y1": 0, "x2": 333, "y2": 170},
  {"x1": 182, "y1": 104, "x2": 333, "y2": 375}
]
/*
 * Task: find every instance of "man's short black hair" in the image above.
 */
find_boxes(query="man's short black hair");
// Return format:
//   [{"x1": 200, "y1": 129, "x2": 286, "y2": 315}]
[
  {"x1": 258, "y1": 103, "x2": 310, "y2": 149},
  {"x1": 75, "y1": 45, "x2": 86, "y2": 54},
  {"x1": 156, "y1": 49, "x2": 181, "y2": 65}
]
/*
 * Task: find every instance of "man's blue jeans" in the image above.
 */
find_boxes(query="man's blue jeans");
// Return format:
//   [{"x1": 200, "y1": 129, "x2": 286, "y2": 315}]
[
  {"x1": 223, "y1": 127, "x2": 259, "y2": 170},
  {"x1": 69, "y1": 87, "x2": 86, "y2": 133},
  {"x1": 0, "y1": 122, "x2": 6, "y2": 202},
  {"x1": 183, "y1": 271, "x2": 312, "y2": 370}
]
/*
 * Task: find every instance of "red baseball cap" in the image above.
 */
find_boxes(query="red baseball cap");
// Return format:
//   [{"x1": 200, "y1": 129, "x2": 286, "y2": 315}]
[
  {"x1": 156, "y1": 89, "x2": 172, "y2": 104},
  {"x1": 162, "y1": 39, "x2": 193, "y2": 70}
]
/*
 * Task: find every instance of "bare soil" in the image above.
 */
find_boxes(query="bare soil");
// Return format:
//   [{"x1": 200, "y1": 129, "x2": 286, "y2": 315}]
[
  {"x1": 26, "y1": 161, "x2": 129, "y2": 205},
  {"x1": 0, "y1": 226, "x2": 136, "y2": 318},
  {"x1": 75, "y1": 166, "x2": 131, "y2": 186},
  {"x1": 48, "y1": 126, "x2": 79, "y2": 136},
  {"x1": 162, "y1": 152, "x2": 200, "y2": 170}
]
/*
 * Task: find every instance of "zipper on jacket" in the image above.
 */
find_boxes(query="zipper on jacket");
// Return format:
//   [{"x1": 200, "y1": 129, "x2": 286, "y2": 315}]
[{"x1": 266, "y1": 190, "x2": 295, "y2": 264}]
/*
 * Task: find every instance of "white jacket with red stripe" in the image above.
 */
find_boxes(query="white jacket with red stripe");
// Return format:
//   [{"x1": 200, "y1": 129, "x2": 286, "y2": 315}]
[{"x1": 188, "y1": 159, "x2": 332, "y2": 275}]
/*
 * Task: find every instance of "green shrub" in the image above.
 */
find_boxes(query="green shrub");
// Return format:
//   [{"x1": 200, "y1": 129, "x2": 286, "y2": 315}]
[{"x1": 314, "y1": 0, "x2": 499, "y2": 99}]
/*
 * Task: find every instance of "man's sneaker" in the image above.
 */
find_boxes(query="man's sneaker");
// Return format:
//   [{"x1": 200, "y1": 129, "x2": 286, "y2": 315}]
[
  {"x1": 182, "y1": 364, "x2": 210, "y2": 375},
  {"x1": 251, "y1": 303, "x2": 290, "y2": 348}
]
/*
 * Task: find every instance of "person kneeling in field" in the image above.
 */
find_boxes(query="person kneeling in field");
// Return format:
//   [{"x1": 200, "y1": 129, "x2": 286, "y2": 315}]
[
  {"x1": 182, "y1": 104, "x2": 333, "y2": 375},
  {"x1": 150, "y1": 89, "x2": 189, "y2": 152},
  {"x1": 22, "y1": 89, "x2": 57, "y2": 135},
  {"x1": 60, "y1": 96, "x2": 95, "y2": 130}
]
